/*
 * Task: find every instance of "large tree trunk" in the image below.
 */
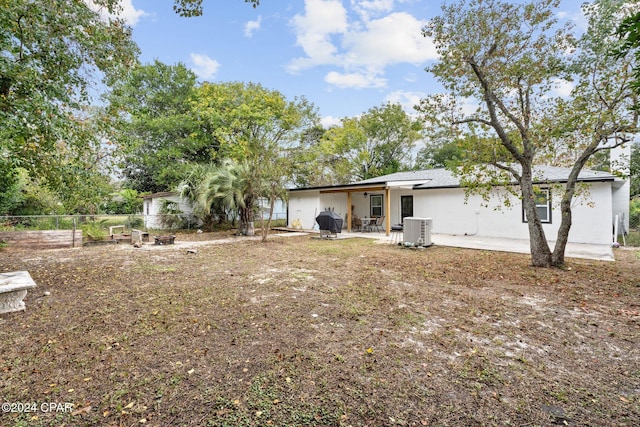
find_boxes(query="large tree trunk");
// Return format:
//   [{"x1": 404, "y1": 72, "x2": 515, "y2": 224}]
[
  {"x1": 552, "y1": 159, "x2": 587, "y2": 266},
  {"x1": 259, "y1": 195, "x2": 277, "y2": 243},
  {"x1": 551, "y1": 189, "x2": 573, "y2": 267},
  {"x1": 552, "y1": 140, "x2": 602, "y2": 266},
  {"x1": 239, "y1": 206, "x2": 254, "y2": 236},
  {"x1": 521, "y1": 172, "x2": 553, "y2": 267}
]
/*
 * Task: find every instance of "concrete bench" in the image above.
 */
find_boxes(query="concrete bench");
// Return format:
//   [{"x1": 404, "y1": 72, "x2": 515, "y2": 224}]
[
  {"x1": 109, "y1": 225, "x2": 126, "y2": 236},
  {"x1": 0, "y1": 271, "x2": 37, "y2": 314},
  {"x1": 131, "y1": 229, "x2": 149, "y2": 243}
]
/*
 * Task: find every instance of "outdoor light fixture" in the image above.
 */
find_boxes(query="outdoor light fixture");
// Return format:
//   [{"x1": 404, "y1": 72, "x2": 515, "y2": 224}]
[{"x1": 364, "y1": 192, "x2": 368, "y2": 197}]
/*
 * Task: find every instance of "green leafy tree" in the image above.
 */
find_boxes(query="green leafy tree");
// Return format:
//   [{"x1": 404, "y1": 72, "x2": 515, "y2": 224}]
[
  {"x1": 178, "y1": 163, "x2": 230, "y2": 229},
  {"x1": 321, "y1": 103, "x2": 424, "y2": 182},
  {"x1": 0, "y1": 0, "x2": 139, "y2": 213},
  {"x1": 191, "y1": 81, "x2": 319, "y2": 240},
  {"x1": 320, "y1": 117, "x2": 368, "y2": 184},
  {"x1": 614, "y1": 11, "x2": 640, "y2": 95},
  {"x1": 107, "y1": 61, "x2": 213, "y2": 193},
  {"x1": 289, "y1": 126, "x2": 328, "y2": 188},
  {"x1": 613, "y1": 11, "x2": 640, "y2": 199},
  {"x1": 104, "y1": 188, "x2": 143, "y2": 214},
  {"x1": 181, "y1": 159, "x2": 258, "y2": 235},
  {"x1": 545, "y1": 0, "x2": 638, "y2": 264},
  {"x1": 419, "y1": 0, "x2": 637, "y2": 267},
  {"x1": 2, "y1": 169, "x2": 63, "y2": 216},
  {"x1": 0, "y1": 161, "x2": 23, "y2": 214},
  {"x1": 631, "y1": 143, "x2": 640, "y2": 198},
  {"x1": 173, "y1": 0, "x2": 259, "y2": 17},
  {"x1": 415, "y1": 132, "x2": 466, "y2": 170}
]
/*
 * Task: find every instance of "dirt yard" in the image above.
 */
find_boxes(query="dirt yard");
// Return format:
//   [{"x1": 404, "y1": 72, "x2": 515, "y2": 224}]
[{"x1": 1, "y1": 231, "x2": 639, "y2": 426}]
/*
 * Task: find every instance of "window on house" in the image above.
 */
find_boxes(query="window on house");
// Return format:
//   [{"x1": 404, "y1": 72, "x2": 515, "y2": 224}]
[
  {"x1": 370, "y1": 194, "x2": 383, "y2": 217},
  {"x1": 523, "y1": 188, "x2": 551, "y2": 223}
]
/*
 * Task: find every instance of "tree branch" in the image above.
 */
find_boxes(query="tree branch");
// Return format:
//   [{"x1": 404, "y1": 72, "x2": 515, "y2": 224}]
[{"x1": 467, "y1": 59, "x2": 527, "y2": 164}]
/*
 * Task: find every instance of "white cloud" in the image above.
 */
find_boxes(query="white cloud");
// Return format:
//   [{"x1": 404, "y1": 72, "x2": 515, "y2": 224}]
[
  {"x1": 244, "y1": 16, "x2": 262, "y2": 38},
  {"x1": 351, "y1": 0, "x2": 394, "y2": 21},
  {"x1": 288, "y1": 0, "x2": 437, "y2": 89},
  {"x1": 288, "y1": 0, "x2": 348, "y2": 72},
  {"x1": 384, "y1": 90, "x2": 425, "y2": 113},
  {"x1": 342, "y1": 12, "x2": 437, "y2": 71},
  {"x1": 457, "y1": 96, "x2": 481, "y2": 117},
  {"x1": 321, "y1": 115, "x2": 342, "y2": 128},
  {"x1": 118, "y1": 0, "x2": 147, "y2": 26},
  {"x1": 190, "y1": 53, "x2": 220, "y2": 80},
  {"x1": 85, "y1": 0, "x2": 147, "y2": 27},
  {"x1": 325, "y1": 71, "x2": 386, "y2": 89},
  {"x1": 550, "y1": 78, "x2": 574, "y2": 98},
  {"x1": 403, "y1": 73, "x2": 418, "y2": 83}
]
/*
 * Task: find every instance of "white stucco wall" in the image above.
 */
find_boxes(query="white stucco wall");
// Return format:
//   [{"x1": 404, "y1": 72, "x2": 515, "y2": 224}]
[
  {"x1": 143, "y1": 194, "x2": 195, "y2": 229},
  {"x1": 570, "y1": 182, "x2": 614, "y2": 244},
  {"x1": 409, "y1": 183, "x2": 613, "y2": 245},
  {"x1": 612, "y1": 181, "x2": 630, "y2": 234},
  {"x1": 610, "y1": 142, "x2": 631, "y2": 234},
  {"x1": 289, "y1": 181, "x2": 615, "y2": 245},
  {"x1": 288, "y1": 191, "x2": 352, "y2": 230},
  {"x1": 288, "y1": 190, "x2": 322, "y2": 230}
]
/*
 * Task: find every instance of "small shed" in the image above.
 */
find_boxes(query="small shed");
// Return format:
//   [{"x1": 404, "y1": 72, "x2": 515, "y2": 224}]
[{"x1": 141, "y1": 192, "x2": 196, "y2": 229}]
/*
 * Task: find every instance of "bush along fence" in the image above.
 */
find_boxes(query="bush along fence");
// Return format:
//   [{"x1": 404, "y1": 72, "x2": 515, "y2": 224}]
[
  {"x1": 0, "y1": 211, "x2": 636, "y2": 247},
  {"x1": 620, "y1": 198, "x2": 640, "y2": 246},
  {"x1": 0, "y1": 213, "x2": 289, "y2": 241},
  {"x1": 0, "y1": 214, "x2": 191, "y2": 234}
]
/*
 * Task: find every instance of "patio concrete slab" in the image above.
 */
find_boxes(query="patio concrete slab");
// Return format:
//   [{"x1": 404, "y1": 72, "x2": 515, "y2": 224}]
[
  {"x1": 333, "y1": 231, "x2": 615, "y2": 262},
  {"x1": 430, "y1": 234, "x2": 615, "y2": 262}
]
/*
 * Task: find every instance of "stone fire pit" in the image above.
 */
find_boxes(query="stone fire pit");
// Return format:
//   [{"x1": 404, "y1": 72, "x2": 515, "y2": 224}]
[{"x1": 153, "y1": 235, "x2": 176, "y2": 245}]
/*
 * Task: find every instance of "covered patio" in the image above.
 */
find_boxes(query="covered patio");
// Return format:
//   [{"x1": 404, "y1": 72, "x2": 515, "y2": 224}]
[
  {"x1": 319, "y1": 184, "x2": 390, "y2": 235},
  {"x1": 311, "y1": 179, "x2": 432, "y2": 236}
]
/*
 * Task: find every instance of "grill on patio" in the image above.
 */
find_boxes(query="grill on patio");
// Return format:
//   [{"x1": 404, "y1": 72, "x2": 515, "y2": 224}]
[{"x1": 315, "y1": 210, "x2": 343, "y2": 238}]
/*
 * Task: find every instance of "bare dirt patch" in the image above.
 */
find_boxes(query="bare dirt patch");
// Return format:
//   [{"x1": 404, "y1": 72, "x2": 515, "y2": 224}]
[{"x1": 1, "y1": 232, "x2": 639, "y2": 426}]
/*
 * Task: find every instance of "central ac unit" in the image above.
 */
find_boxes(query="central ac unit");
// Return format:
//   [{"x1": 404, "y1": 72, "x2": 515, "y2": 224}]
[{"x1": 403, "y1": 217, "x2": 432, "y2": 246}]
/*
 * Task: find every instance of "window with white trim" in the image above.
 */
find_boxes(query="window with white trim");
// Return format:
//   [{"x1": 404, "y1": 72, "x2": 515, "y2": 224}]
[
  {"x1": 523, "y1": 188, "x2": 551, "y2": 223},
  {"x1": 370, "y1": 194, "x2": 383, "y2": 217}
]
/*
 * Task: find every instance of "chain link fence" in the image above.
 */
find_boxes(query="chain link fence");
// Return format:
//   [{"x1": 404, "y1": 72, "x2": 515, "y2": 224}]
[
  {"x1": 0, "y1": 213, "x2": 288, "y2": 233},
  {"x1": 625, "y1": 198, "x2": 640, "y2": 246},
  {"x1": 5, "y1": 211, "x2": 634, "y2": 246}
]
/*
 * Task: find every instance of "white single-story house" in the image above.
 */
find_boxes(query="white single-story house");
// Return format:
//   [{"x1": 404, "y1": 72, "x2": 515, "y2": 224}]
[
  {"x1": 287, "y1": 165, "x2": 630, "y2": 246},
  {"x1": 142, "y1": 192, "x2": 197, "y2": 229},
  {"x1": 142, "y1": 192, "x2": 287, "y2": 230}
]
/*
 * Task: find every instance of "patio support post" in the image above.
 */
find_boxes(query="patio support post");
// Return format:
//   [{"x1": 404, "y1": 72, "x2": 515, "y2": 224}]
[
  {"x1": 385, "y1": 187, "x2": 391, "y2": 236},
  {"x1": 347, "y1": 191, "x2": 352, "y2": 232}
]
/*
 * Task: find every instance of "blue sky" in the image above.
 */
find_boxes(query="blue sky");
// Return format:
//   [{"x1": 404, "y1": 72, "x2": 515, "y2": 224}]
[{"x1": 105, "y1": 0, "x2": 588, "y2": 127}]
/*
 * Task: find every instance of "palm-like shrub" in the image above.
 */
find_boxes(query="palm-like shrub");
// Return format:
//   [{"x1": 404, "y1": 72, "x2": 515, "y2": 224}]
[{"x1": 180, "y1": 160, "x2": 258, "y2": 235}]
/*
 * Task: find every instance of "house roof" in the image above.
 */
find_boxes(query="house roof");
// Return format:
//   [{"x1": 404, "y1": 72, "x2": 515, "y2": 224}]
[
  {"x1": 289, "y1": 165, "x2": 616, "y2": 192},
  {"x1": 141, "y1": 191, "x2": 178, "y2": 199}
]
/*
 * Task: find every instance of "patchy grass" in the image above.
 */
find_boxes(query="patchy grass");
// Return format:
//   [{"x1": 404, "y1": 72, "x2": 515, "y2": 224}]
[{"x1": 1, "y1": 232, "x2": 639, "y2": 426}]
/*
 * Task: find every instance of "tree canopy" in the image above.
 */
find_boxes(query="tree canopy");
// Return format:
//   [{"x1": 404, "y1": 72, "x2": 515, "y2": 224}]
[
  {"x1": 107, "y1": 61, "x2": 206, "y2": 193},
  {"x1": 320, "y1": 103, "x2": 423, "y2": 183},
  {"x1": 615, "y1": 11, "x2": 640, "y2": 96},
  {"x1": 182, "y1": 81, "x2": 319, "y2": 239},
  {"x1": 173, "y1": 0, "x2": 260, "y2": 17},
  {"x1": 418, "y1": 0, "x2": 638, "y2": 267},
  {"x1": 1, "y1": 0, "x2": 139, "y2": 213}
]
